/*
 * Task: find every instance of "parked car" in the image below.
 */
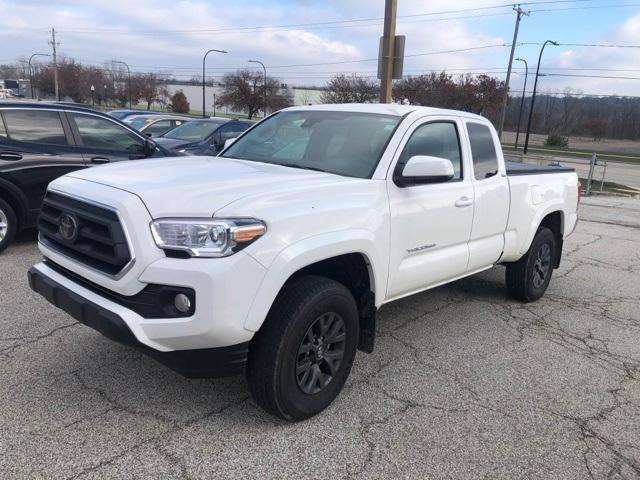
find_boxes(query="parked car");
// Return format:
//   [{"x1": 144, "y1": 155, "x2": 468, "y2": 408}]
[
  {"x1": 28, "y1": 104, "x2": 579, "y2": 421},
  {"x1": 107, "y1": 109, "x2": 165, "y2": 120},
  {"x1": 0, "y1": 101, "x2": 175, "y2": 252},
  {"x1": 124, "y1": 114, "x2": 193, "y2": 138},
  {"x1": 154, "y1": 118, "x2": 254, "y2": 155}
]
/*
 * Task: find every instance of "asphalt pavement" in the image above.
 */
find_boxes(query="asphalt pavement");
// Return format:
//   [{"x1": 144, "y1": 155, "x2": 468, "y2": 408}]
[{"x1": 1, "y1": 197, "x2": 639, "y2": 479}]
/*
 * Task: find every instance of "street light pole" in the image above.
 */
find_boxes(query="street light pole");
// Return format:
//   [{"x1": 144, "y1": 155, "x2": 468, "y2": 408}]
[
  {"x1": 202, "y1": 49, "x2": 227, "y2": 117},
  {"x1": 28, "y1": 53, "x2": 50, "y2": 100},
  {"x1": 523, "y1": 40, "x2": 558, "y2": 154},
  {"x1": 248, "y1": 60, "x2": 267, "y2": 117},
  {"x1": 514, "y1": 58, "x2": 528, "y2": 150},
  {"x1": 90, "y1": 85, "x2": 95, "y2": 108},
  {"x1": 112, "y1": 60, "x2": 131, "y2": 109}
]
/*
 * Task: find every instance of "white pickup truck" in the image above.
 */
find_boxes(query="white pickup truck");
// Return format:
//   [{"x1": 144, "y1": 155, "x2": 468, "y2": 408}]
[{"x1": 29, "y1": 104, "x2": 579, "y2": 421}]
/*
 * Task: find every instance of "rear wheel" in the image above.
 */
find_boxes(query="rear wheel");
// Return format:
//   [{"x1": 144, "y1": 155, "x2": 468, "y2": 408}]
[
  {"x1": 506, "y1": 226, "x2": 557, "y2": 302},
  {"x1": 0, "y1": 198, "x2": 17, "y2": 254},
  {"x1": 246, "y1": 275, "x2": 359, "y2": 421}
]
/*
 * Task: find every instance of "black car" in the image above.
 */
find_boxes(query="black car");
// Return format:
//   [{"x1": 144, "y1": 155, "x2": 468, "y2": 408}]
[
  {"x1": 154, "y1": 118, "x2": 254, "y2": 155},
  {"x1": 0, "y1": 102, "x2": 174, "y2": 252}
]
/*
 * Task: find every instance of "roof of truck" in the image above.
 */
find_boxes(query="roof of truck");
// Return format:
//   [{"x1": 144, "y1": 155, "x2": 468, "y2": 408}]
[{"x1": 283, "y1": 103, "x2": 488, "y2": 121}]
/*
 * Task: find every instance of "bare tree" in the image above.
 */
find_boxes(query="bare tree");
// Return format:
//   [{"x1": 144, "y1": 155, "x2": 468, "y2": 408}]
[
  {"x1": 320, "y1": 74, "x2": 378, "y2": 104},
  {"x1": 217, "y1": 70, "x2": 292, "y2": 119}
]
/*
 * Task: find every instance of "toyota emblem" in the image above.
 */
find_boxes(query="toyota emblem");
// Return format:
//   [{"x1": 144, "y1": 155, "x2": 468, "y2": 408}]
[{"x1": 58, "y1": 213, "x2": 79, "y2": 242}]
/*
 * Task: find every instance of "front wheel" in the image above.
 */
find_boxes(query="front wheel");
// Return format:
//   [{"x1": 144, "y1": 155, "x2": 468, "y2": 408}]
[
  {"x1": 246, "y1": 275, "x2": 359, "y2": 421},
  {"x1": 506, "y1": 226, "x2": 557, "y2": 302}
]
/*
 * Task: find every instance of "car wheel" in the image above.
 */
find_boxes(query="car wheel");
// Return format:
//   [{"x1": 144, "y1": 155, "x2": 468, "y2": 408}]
[
  {"x1": 0, "y1": 198, "x2": 17, "y2": 254},
  {"x1": 506, "y1": 226, "x2": 557, "y2": 302},
  {"x1": 246, "y1": 275, "x2": 359, "y2": 421}
]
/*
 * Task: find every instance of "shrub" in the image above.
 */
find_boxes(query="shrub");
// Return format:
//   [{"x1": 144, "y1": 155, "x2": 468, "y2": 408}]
[
  {"x1": 170, "y1": 90, "x2": 190, "y2": 114},
  {"x1": 544, "y1": 133, "x2": 569, "y2": 148}
]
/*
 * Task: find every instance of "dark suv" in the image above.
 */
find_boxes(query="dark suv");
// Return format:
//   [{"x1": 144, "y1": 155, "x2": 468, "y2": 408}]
[{"x1": 0, "y1": 102, "x2": 173, "y2": 252}]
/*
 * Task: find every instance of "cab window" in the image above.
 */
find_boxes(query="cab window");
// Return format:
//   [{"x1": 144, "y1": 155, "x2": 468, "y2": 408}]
[
  {"x1": 398, "y1": 121, "x2": 462, "y2": 181},
  {"x1": 72, "y1": 114, "x2": 144, "y2": 153},
  {"x1": 467, "y1": 122, "x2": 499, "y2": 180},
  {"x1": 3, "y1": 109, "x2": 67, "y2": 145}
]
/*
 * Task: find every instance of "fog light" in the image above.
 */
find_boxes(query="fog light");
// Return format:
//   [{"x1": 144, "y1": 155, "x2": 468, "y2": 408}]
[{"x1": 174, "y1": 293, "x2": 191, "y2": 313}]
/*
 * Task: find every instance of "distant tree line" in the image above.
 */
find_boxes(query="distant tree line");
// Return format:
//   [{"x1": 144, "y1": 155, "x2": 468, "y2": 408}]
[
  {"x1": 320, "y1": 72, "x2": 640, "y2": 141},
  {"x1": 2, "y1": 57, "x2": 639, "y2": 139}
]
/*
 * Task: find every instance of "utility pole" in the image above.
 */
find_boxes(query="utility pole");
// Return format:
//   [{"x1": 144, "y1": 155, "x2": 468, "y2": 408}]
[
  {"x1": 48, "y1": 28, "x2": 60, "y2": 101},
  {"x1": 497, "y1": 5, "x2": 529, "y2": 140},
  {"x1": 379, "y1": 0, "x2": 398, "y2": 103}
]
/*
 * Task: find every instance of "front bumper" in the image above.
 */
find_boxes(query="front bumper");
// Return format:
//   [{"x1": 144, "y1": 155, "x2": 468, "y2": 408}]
[{"x1": 28, "y1": 264, "x2": 249, "y2": 377}]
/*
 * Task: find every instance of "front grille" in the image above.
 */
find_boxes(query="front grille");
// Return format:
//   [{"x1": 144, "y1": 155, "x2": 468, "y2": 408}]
[{"x1": 38, "y1": 191, "x2": 132, "y2": 276}]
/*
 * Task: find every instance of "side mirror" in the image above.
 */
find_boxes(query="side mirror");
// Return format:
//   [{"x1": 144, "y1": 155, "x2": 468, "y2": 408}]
[
  {"x1": 396, "y1": 155, "x2": 454, "y2": 187},
  {"x1": 223, "y1": 137, "x2": 237, "y2": 150},
  {"x1": 143, "y1": 138, "x2": 157, "y2": 157}
]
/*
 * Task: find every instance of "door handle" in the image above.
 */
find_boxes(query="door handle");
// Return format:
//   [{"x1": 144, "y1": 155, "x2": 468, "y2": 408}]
[
  {"x1": 0, "y1": 152, "x2": 22, "y2": 161},
  {"x1": 455, "y1": 196, "x2": 473, "y2": 207},
  {"x1": 90, "y1": 157, "x2": 110, "y2": 164}
]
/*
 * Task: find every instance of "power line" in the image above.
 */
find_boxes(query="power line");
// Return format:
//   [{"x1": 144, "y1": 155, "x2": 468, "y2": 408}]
[{"x1": 4, "y1": 1, "x2": 596, "y2": 36}]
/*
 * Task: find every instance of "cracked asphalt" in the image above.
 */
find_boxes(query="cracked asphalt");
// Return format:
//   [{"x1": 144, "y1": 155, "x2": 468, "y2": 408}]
[{"x1": 1, "y1": 196, "x2": 639, "y2": 479}]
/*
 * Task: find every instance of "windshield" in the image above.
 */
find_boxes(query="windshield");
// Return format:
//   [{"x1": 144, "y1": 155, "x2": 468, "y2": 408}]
[
  {"x1": 163, "y1": 119, "x2": 226, "y2": 141},
  {"x1": 221, "y1": 111, "x2": 400, "y2": 178}
]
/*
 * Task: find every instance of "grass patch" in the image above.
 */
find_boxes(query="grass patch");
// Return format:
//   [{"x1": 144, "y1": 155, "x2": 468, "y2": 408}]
[
  {"x1": 502, "y1": 145, "x2": 640, "y2": 165},
  {"x1": 580, "y1": 177, "x2": 640, "y2": 197}
]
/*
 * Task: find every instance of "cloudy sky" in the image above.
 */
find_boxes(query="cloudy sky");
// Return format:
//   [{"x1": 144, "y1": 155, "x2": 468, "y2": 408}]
[{"x1": 1, "y1": 0, "x2": 639, "y2": 96}]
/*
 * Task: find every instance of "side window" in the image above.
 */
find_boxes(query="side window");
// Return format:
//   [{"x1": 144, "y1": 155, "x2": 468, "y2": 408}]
[
  {"x1": 467, "y1": 122, "x2": 499, "y2": 180},
  {"x1": 3, "y1": 109, "x2": 67, "y2": 145},
  {"x1": 72, "y1": 114, "x2": 144, "y2": 153},
  {"x1": 144, "y1": 120, "x2": 172, "y2": 137},
  {"x1": 399, "y1": 122, "x2": 462, "y2": 180}
]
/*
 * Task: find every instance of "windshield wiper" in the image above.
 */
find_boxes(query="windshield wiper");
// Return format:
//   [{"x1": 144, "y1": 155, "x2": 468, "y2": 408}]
[{"x1": 277, "y1": 163, "x2": 327, "y2": 173}]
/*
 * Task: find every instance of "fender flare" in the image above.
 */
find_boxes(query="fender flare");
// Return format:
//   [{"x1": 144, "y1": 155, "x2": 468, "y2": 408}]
[
  {"x1": 243, "y1": 230, "x2": 386, "y2": 332},
  {"x1": 519, "y1": 201, "x2": 565, "y2": 255}
]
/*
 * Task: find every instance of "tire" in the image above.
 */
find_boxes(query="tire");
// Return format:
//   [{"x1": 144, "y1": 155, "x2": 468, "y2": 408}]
[
  {"x1": 0, "y1": 198, "x2": 17, "y2": 254},
  {"x1": 247, "y1": 275, "x2": 359, "y2": 421},
  {"x1": 506, "y1": 226, "x2": 557, "y2": 302}
]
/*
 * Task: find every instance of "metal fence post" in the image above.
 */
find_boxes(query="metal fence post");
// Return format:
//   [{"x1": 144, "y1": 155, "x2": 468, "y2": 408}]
[
  {"x1": 585, "y1": 152, "x2": 597, "y2": 196},
  {"x1": 600, "y1": 157, "x2": 608, "y2": 193}
]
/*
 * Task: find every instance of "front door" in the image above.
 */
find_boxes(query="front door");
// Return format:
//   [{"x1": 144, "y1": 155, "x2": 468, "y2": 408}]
[
  {"x1": 386, "y1": 117, "x2": 474, "y2": 300},
  {"x1": 67, "y1": 112, "x2": 148, "y2": 165}
]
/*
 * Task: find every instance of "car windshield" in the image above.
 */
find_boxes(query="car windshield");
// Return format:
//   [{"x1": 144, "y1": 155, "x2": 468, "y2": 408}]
[
  {"x1": 163, "y1": 119, "x2": 227, "y2": 141},
  {"x1": 221, "y1": 111, "x2": 400, "y2": 178}
]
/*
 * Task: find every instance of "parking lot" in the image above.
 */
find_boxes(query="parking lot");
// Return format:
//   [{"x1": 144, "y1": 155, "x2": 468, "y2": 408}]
[{"x1": 1, "y1": 196, "x2": 639, "y2": 479}]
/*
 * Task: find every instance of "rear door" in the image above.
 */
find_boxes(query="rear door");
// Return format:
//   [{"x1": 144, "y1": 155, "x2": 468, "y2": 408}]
[
  {"x1": 464, "y1": 121, "x2": 510, "y2": 271},
  {"x1": 0, "y1": 108, "x2": 85, "y2": 218},
  {"x1": 67, "y1": 112, "x2": 148, "y2": 165}
]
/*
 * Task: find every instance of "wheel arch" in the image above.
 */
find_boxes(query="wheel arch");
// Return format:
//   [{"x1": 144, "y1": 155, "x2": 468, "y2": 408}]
[
  {"x1": 0, "y1": 178, "x2": 29, "y2": 230},
  {"x1": 243, "y1": 231, "x2": 385, "y2": 339}
]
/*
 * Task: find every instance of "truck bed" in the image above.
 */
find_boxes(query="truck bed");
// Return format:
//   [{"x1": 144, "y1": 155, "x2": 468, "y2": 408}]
[{"x1": 505, "y1": 161, "x2": 575, "y2": 176}]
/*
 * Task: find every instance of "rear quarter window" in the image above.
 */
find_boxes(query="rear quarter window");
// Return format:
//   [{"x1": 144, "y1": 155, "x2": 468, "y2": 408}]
[{"x1": 467, "y1": 122, "x2": 499, "y2": 180}]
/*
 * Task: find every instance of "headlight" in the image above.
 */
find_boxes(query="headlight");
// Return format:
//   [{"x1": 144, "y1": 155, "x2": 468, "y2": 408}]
[{"x1": 150, "y1": 218, "x2": 266, "y2": 258}]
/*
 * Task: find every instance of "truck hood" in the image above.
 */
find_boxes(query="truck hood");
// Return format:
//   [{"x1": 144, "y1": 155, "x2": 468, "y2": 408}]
[{"x1": 65, "y1": 156, "x2": 349, "y2": 218}]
